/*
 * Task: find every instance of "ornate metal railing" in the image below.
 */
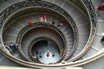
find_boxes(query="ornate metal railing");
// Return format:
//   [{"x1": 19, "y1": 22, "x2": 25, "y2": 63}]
[
  {"x1": 0, "y1": 0, "x2": 78, "y2": 63},
  {"x1": 67, "y1": 0, "x2": 97, "y2": 62},
  {"x1": 82, "y1": 0, "x2": 97, "y2": 27},
  {"x1": 81, "y1": 0, "x2": 97, "y2": 45}
]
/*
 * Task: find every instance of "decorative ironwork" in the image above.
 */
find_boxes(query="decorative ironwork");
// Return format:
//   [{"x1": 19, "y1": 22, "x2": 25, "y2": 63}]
[
  {"x1": 82, "y1": 0, "x2": 97, "y2": 40},
  {"x1": 0, "y1": 0, "x2": 78, "y2": 62}
]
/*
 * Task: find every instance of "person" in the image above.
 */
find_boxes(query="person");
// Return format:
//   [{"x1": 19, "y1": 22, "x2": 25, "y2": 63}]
[
  {"x1": 33, "y1": 56, "x2": 37, "y2": 59},
  {"x1": 28, "y1": 20, "x2": 32, "y2": 24},
  {"x1": 52, "y1": 52, "x2": 55, "y2": 57},
  {"x1": 9, "y1": 42, "x2": 17, "y2": 53},
  {"x1": 40, "y1": 17, "x2": 44, "y2": 22},
  {"x1": 6, "y1": 45, "x2": 12, "y2": 53},
  {"x1": 40, "y1": 52, "x2": 42, "y2": 58},
  {"x1": 32, "y1": 55, "x2": 38, "y2": 62},
  {"x1": 44, "y1": 16, "x2": 47, "y2": 22},
  {"x1": 102, "y1": 37, "x2": 104, "y2": 41},
  {"x1": 33, "y1": 56, "x2": 37, "y2": 60},
  {"x1": 40, "y1": 16, "x2": 47, "y2": 22},
  {"x1": 101, "y1": 37, "x2": 104, "y2": 42},
  {"x1": 36, "y1": 51, "x2": 38, "y2": 55},
  {"x1": 52, "y1": 18, "x2": 56, "y2": 25},
  {"x1": 97, "y1": 3, "x2": 104, "y2": 11},
  {"x1": 46, "y1": 51, "x2": 50, "y2": 57},
  {"x1": 6, "y1": 45, "x2": 10, "y2": 50},
  {"x1": 57, "y1": 23, "x2": 63, "y2": 28},
  {"x1": 60, "y1": 48, "x2": 64, "y2": 55},
  {"x1": 101, "y1": 37, "x2": 104, "y2": 46}
]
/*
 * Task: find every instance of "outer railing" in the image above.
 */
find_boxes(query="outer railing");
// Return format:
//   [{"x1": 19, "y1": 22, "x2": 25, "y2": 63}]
[
  {"x1": 0, "y1": 0, "x2": 79, "y2": 64},
  {"x1": 0, "y1": 0, "x2": 102, "y2": 68}
]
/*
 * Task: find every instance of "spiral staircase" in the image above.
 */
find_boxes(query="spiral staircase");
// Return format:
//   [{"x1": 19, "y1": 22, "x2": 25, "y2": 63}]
[{"x1": 0, "y1": 0, "x2": 104, "y2": 69}]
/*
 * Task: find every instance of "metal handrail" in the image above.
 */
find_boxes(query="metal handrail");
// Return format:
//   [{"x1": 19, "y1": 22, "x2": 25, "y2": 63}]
[{"x1": 67, "y1": 0, "x2": 97, "y2": 62}]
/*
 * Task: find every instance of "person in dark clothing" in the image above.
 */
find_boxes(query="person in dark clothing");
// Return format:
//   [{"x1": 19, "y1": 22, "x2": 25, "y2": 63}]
[
  {"x1": 101, "y1": 37, "x2": 104, "y2": 42},
  {"x1": 36, "y1": 51, "x2": 38, "y2": 55},
  {"x1": 40, "y1": 52, "x2": 42, "y2": 58},
  {"x1": 101, "y1": 37, "x2": 104, "y2": 46},
  {"x1": 52, "y1": 18, "x2": 55, "y2": 25},
  {"x1": 52, "y1": 52, "x2": 55, "y2": 57},
  {"x1": 9, "y1": 42, "x2": 17, "y2": 53},
  {"x1": 57, "y1": 23, "x2": 63, "y2": 28}
]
